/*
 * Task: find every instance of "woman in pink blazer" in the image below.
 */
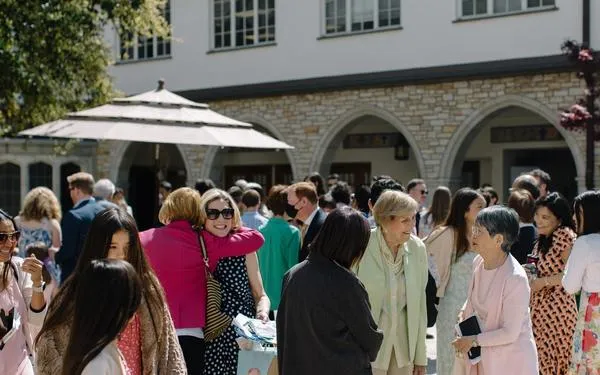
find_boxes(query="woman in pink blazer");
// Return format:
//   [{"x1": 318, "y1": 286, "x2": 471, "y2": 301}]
[
  {"x1": 140, "y1": 187, "x2": 264, "y2": 374},
  {"x1": 452, "y1": 206, "x2": 538, "y2": 375}
]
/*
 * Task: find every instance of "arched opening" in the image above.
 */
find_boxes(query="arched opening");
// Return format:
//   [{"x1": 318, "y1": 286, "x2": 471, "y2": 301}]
[
  {"x1": 0, "y1": 162, "x2": 21, "y2": 216},
  {"x1": 207, "y1": 124, "x2": 294, "y2": 192},
  {"x1": 29, "y1": 162, "x2": 52, "y2": 190},
  {"x1": 448, "y1": 106, "x2": 579, "y2": 201},
  {"x1": 117, "y1": 142, "x2": 187, "y2": 230},
  {"x1": 315, "y1": 115, "x2": 421, "y2": 187}
]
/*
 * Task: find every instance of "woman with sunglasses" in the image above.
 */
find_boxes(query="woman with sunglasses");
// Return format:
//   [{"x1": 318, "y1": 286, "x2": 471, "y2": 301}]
[
  {"x1": 199, "y1": 189, "x2": 270, "y2": 375},
  {"x1": 140, "y1": 187, "x2": 264, "y2": 374},
  {"x1": 0, "y1": 209, "x2": 46, "y2": 375},
  {"x1": 36, "y1": 208, "x2": 186, "y2": 375}
]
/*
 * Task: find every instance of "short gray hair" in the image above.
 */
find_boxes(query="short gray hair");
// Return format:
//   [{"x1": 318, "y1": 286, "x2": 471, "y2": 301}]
[
  {"x1": 93, "y1": 179, "x2": 116, "y2": 200},
  {"x1": 475, "y1": 206, "x2": 519, "y2": 253}
]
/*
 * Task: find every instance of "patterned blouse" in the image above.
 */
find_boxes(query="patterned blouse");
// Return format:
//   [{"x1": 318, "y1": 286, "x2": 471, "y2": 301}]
[{"x1": 118, "y1": 313, "x2": 142, "y2": 375}]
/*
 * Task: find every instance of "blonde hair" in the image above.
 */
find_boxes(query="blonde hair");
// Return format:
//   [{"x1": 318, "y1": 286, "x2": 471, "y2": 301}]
[
  {"x1": 372, "y1": 190, "x2": 418, "y2": 226},
  {"x1": 199, "y1": 189, "x2": 242, "y2": 230},
  {"x1": 158, "y1": 187, "x2": 202, "y2": 225},
  {"x1": 20, "y1": 187, "x2": 62, "y2": 221},
  {"x1": 67, "y1": 172, "x2": 94, "y2": 195}
]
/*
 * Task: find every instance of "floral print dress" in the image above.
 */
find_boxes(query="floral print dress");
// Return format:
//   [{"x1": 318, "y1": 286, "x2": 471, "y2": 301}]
[{"x1": 569, "y1": 292, "x2": 600, "y2": 374}]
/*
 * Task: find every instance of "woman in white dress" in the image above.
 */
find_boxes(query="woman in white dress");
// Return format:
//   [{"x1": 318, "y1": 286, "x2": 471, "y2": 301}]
[{"x1": 425, "y1": 188, "x2": 486, "y2": 375}]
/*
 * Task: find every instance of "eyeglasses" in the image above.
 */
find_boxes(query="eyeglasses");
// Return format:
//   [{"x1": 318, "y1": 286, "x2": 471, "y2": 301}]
[
  {"x1": 471, "y1": 226, "x2": 484, "y2": 237},
  {"x1": 0, "y1": 231, "x2": 20, "y2": 244},
  {"x1": 206, "y1": 208, "x2": 235, "y2": 220},
  {"x1": 421, "y1": 190, "x2": 428, "y2": 195}
]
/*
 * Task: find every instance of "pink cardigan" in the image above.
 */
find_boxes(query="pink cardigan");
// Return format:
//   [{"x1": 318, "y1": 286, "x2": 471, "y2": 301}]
[
  {"x1": 454, "y1": 255, "x2": 538, "y2": 375},
  {"x1": 140, "y1": 220, "x2": 264, "y2": 329}
]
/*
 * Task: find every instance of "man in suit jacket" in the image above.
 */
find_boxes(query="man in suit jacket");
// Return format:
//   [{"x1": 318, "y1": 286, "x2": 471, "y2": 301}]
[
  {"x1": 287, "y1": 182, "x2": 326, "y2": 262},
  {"x1": 56, "y1": 172, "x2": 105, "y2": 283}
]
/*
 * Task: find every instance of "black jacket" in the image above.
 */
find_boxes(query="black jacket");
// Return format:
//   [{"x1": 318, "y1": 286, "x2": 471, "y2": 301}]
[
  {"x1": 299, "y1": 208, "x2": 326, "y2": 262},
  {"x1": 510, "y1": 224, "x2": 537, "y2": 264},
  {"x1": 277, "y1": 252, "x2": 383, "y2": 375}
]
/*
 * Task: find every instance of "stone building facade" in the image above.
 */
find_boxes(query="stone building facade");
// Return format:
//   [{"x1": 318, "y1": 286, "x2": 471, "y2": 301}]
[{"x1": 95, "y1": 71, "x2": 588, "y2": 196}]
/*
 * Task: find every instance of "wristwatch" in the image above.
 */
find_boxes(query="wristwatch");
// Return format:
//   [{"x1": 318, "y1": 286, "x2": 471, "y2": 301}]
[
  {"x1": 32, "y1": 283, "x2": 45, "y2": 294},
  {"x1": 471, "y1": 337, "x2": 479, "y2": 348}
]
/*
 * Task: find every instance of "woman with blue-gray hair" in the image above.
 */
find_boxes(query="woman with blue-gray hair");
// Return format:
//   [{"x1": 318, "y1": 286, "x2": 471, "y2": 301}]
[{"x1": 452, "y1": 206, "x2": 538, "y2": 375}]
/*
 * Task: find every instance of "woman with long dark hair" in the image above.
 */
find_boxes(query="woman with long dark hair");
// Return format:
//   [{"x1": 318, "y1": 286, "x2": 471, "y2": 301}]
[
  {"x1": 563, "y1": 191, "x2": 600, "y2": 373},
  {"x1": 278, "y1": 207, "x2": 383, "y2": 375},
  {"x1": 426, "y1": 188, "x2": 486, "y2": 375},
  {"x1": 0, "y1": 209, "x2": 46, "y2": 375},
  {"x1": 62, "y1": 259, "x2": 142, "y2": 375},
  {"x1": 529, "y1": 192, "x2": 577, "y2": 374},
  {"x1": 36, "y1": 208, "x2": 186, "y2": 375},
  {"x1": 419, "y1": 186, "x2": 452, "y2": 239}
]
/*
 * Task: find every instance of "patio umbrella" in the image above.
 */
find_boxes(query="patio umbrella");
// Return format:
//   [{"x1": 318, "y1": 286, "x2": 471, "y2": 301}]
[
  {"x1": 19, "y1": 80, "x2": 293, "y2": 227},
  {"x1": 19, "y1": 80, "x2": 292, "y2": 150}
]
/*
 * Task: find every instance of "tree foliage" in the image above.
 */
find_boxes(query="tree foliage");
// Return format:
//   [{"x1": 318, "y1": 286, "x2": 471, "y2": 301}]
[{"x1": 0, "y1": 0, "x2": 169, "y2": 135}]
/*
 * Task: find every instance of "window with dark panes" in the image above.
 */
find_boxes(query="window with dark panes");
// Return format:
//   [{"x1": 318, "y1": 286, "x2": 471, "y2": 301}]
[
  {"x1": 324, "y1": 0, "x2": 400, "y2": 35},
  {"x1": 461, "y1": 0, "x2": 554, "y2": 17},
  {"x1": 28, "y1": 162, "x2": 52, "y2": 190},
  {"x1": 60, "y1": 162, "x2": 81, "y2": 215},
  {"x1": 118, "y1": 0, "x2": 171, "y2": 61},
  {"x1": 213, "y1": 0, "x2": 275, "y2": 49},
  {"x1": 0, "y1": 163, "x2": 21, "y2": 217}
]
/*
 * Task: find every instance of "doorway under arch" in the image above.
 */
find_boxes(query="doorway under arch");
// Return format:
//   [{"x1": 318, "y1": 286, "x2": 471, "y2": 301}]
[{"x1": 117, "y1": 142, "x2": 188, "y2": 230}]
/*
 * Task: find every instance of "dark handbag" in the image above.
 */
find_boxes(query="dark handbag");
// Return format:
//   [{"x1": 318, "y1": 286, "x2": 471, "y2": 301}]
[{"x1": 196, "y1": 228, "x2": 232, "y2": 341}]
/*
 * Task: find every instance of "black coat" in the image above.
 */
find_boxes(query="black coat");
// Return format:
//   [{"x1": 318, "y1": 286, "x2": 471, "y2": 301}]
[
  {"x1": 298, "y1": 208, "x2": 326, "y2": 262},
  {"x1": 277, "y1": 252, "x2": 383, "y2": 375},
  {"x1": 510, "y1": 224, "x2": 537, "y2": 264}
]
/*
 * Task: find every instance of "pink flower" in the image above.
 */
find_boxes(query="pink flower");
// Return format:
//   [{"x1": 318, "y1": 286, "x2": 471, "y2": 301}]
[{"x1": 583, "y1": 329, "x2": 598, "y2": 352}]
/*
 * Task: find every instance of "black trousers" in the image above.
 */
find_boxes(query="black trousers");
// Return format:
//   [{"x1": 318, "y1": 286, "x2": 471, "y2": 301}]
[{"x1": 178, "y1": 335, "x2": 205, "y2": 375}]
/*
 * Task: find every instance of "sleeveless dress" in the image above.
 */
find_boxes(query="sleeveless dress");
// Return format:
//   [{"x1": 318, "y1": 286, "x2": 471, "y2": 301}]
[
  {"x1": 436, "y1": 251, "x2": 477, "y2": 375},
  {"x1": 531, "y1": 227, "x2": 578, "y2": 375},
  {"x1": 16, "y1": 218, "x2": 53, "y2": 258},
  {"x1": 0, "y1": 264, "x2": 34, "y2": 375},
  {"x1": 203, "y1": 256, "x2": 255, "y2": 375}
]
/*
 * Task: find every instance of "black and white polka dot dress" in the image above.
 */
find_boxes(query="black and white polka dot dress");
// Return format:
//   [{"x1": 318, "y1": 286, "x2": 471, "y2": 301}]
[{"x1": 204, "y1": 255, "x2": 255, "y2": 375}]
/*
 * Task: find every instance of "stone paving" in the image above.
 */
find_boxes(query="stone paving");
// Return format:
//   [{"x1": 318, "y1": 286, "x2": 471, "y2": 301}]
[{"x1": 426, "y1": 326, "x2": 437, "y2": 374}]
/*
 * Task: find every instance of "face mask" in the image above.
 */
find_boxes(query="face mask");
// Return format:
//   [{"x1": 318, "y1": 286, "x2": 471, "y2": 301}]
[{"x1": 285, "y1": 203, "x2": 299, "y2": 219}]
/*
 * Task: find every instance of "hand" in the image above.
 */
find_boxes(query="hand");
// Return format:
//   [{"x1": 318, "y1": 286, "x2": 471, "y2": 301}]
[
  {"x1": 21, "y1": 255, "x2": 43, "y2": 285},
  {"x1": 256, "y1": 310, "x2": 269, "y2": 322},
  {"x1": 413, "y1": 365, "x2": 426, "y2": 375},
  {"x1": 530, "y1": 278, "x2": 545, "y2": 293},
  {"x1": 452, "y1": 335, "x2": 475, "y2": 355}
]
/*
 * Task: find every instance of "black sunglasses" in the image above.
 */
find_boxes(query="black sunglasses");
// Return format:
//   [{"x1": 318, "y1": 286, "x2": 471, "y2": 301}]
[
  {"x1": 0, "y1": 231, "x2": 20, "y2": 243},
  {"x1": 206, "y1": 208, "x2": 235, "y2": 220}
]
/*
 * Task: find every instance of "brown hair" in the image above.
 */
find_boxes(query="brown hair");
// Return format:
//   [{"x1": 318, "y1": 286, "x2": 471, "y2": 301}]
[
  {"x1": 67, "y1": 172, "x2": 94, "y2": 195},
  {"x1": 158, "y1": 187, "x2": 202, "y2": 225},
  {"x1": 20, "y1": 187, "x2": 62, "y2": 221},
  {"x1": 444, "y1": 188, "x2": 484, "y2": 261},
  {"x1": 507, "y1": 189, "x2": 535, "y2": 223},
  {"x1": 288, "y1": 182, "x2": 318, "y2": 205},
  {"x1": 424, "y1": 186, "x2": 451, "y2": 228},
  {"x1": 265, "y1": 185, "x2": 289, "y2": 216}
]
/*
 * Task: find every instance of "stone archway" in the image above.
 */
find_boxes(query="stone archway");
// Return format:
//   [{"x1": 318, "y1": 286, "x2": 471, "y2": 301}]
[
  {"x1": 310, "y1": 104, "x2": 426, "y2": 181},
  {"x1": 438, "y1": 95, "x2": 585, "y2": 194},
  {"x1": 115, "y1": 141, "x2": 189, "y2": 230},
  {"x1": 200, "y1": 115, "x2": 298, "y2": 187}
]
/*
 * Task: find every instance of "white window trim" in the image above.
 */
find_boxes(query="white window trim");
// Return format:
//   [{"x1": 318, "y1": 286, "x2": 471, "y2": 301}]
[
  {"x1": 209, "y1": 0, "x2": 276, "y2": 51},
  {"x1": 457, "y1": 0, "x2": 556, "y2": 20},
  {"x1": 321, "y1": 0, "x2": 402, "y2": 37}
]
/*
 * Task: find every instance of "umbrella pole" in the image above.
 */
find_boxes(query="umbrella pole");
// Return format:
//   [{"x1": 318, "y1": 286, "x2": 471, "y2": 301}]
[{"x1": 154, "y1": 143, "x2": 160, "y2": 226}]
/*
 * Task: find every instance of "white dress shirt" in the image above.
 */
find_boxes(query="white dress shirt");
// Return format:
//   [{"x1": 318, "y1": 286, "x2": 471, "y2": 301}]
[{"x1": 563, "y1": 233, "x2": 600, "y2": 294}]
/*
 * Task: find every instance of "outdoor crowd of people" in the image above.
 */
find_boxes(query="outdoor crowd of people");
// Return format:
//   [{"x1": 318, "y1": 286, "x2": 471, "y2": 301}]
[{"x1": 1, "y1": 167, "x2": 600, "y2": 375}]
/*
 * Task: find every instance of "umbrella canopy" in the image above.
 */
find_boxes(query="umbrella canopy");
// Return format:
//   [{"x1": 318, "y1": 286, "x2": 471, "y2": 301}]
[{"x1": 19, "y1": 80, "x2": 292, "y2": 150}]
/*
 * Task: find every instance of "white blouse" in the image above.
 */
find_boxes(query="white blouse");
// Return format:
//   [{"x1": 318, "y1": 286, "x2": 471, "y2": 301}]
[{"x1": 563, "y1": 233, "x2": 600, "y2": 294}]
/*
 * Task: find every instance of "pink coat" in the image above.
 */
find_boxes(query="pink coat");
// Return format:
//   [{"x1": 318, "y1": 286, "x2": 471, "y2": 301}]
[
  {"x1": 140, "y1": 220, "x2": 264, "y2": 329},
  {"x1": 454, "y1": 255, "x2": 538, "y2": 375}
]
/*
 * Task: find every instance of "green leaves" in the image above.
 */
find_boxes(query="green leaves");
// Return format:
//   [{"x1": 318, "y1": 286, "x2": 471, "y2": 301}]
[{"x1": 0, "y1": 0, "x2": 169, "y2": 134}]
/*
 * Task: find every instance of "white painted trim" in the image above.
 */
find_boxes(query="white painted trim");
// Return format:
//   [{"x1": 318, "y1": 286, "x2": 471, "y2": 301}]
[
  {"x1": 200, "y1": 115, "x2": 297, "y2": 181},
  {"x1": 438, "y1": 94, "x2": 585, "y2": 192},
  {"x1": 309, "y1": 103, "x2": 426, "y2": 178}
]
